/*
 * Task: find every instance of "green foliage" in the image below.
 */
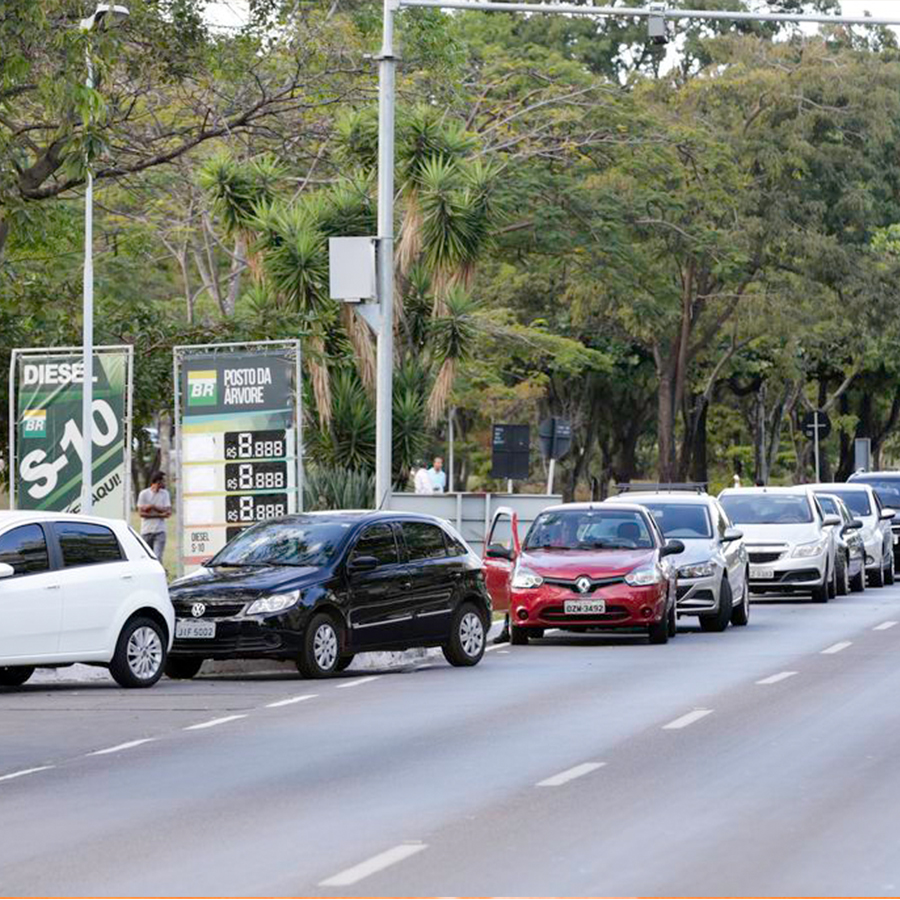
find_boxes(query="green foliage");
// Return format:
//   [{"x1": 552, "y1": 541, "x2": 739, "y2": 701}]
[{"x1": 303, "y1": 466, "x2": 375, "y2": 511}]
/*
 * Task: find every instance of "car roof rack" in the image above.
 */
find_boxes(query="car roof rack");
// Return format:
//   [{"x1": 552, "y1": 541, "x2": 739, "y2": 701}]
[{"x1": 616, "y1": 482, "x2": 708, "y2": 494}]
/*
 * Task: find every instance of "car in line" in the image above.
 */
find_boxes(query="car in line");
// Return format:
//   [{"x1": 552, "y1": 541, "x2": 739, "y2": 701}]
[
  {"x1": 847, "y1": 470, "x2": 900, "y2": 572},
  {"x1": 483, "y1": 502, "x2": 682, "y2": 645},
  {"x1": 811, "y1": 482, "x2": 894, "y2": 587},
  {"x1": 718, "y1": 487, "x2": 840, "y2": 602},
  {"x1": 166, "y1": 511, "x2": 492, "y2": 678},
  {"x1": 811, "y1": 492, "x2": 866, "y2": 594},
  {"x1": 0, "y1": 512, "x2": 172, "y2": 688},
  {"x1": 613, "y1": 488, "x2": 750, "y2": 631}
]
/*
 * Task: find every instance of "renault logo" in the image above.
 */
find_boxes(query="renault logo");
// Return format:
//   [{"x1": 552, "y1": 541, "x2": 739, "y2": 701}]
[
  {"x1": 575, "y1": 576, "x2": 592, "y2": 594},
  {"x1": 191, "y1": 602, "x2": 206, "y2": 618}
]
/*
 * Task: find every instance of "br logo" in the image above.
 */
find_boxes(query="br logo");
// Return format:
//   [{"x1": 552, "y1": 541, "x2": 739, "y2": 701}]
[
  {"x1": 22, "y1": 409, "x2": 46, "y2": 438},
  {"x1": 187, "y1": 370, "x2": 218, "y2": 407}
]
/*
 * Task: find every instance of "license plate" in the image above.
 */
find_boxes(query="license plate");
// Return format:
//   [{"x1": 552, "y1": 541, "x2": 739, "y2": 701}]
[
  {"x1": 564, "y1": 599, "x2": 606, "y2": 614},
  {"x1": 176, "y1": 619, "x2": 216, "y2": 639},
  {"x1": 750, "y1": 566, "x2": 775, "y2": 580}
]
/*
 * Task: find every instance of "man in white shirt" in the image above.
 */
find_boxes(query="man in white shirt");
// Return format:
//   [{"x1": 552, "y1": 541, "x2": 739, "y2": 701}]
[
  {"x1": 428, "y1": 456, "x2": 447, "y2": 493},
  {"x1": 414, "y1": 465, "x2": 434, "y2": 494},
  {"x1": 137, "y1": 471, "x2": 172, "y2": 562}
]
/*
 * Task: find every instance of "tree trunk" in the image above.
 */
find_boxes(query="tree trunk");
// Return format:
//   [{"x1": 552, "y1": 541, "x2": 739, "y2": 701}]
[
  {"x1": 657, "y1": 370, "x2": 677, "y2": 482},
  {"x1": 688, "y1": 400, "x2": 708, "y2": 484}
]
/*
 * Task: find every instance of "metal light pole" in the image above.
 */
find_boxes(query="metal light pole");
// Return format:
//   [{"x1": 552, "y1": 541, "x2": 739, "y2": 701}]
[{"x1": 79, "y1": 4, "x2": 128, "y2": 514}]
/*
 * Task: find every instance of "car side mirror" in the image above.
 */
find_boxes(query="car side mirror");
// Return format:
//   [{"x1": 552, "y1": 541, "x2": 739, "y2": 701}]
[
  {"x1": 822, "y1": 514, "x2": 841, "y2": 527},
  {"x1": 485, "y1": 544, "x2": 514, "y2": 561},
  {"x1": 0, "y1": 563, "x2": 14, "y2": 579},
  {"x1": 722, "y1": 527, "x2": 743, "y2": 543},
  {"x1": 348, "y1": 555, "x2": 379, "y2": 573},
  {"x1": 842, "y1": 520, "x2": 864, "y2": 534},
  {"x1": 881, "y1": 508, "x2": 896, "y2": 521},
  {"x1": 661, "y1": 539, "x2": 685, "y2": 557}
]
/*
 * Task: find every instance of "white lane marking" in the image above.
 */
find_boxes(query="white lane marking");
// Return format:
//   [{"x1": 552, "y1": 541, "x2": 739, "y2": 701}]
[
  {"x1": 319, "y1": 842, "x2": 427, "y2": 887},
  {"x1": 536, "y1": 762, "x2": 606, "y2": 787},
  {"x1": 0, "y1": 766, "x2": 54, "y2": 783},
  {"x1": 663, "y1": 709, "x2": 713, "y2": 730},
  {"x1": 88, "y1": 739, "x2": 155, "y2": 756},
  {"x1": 265, "y1": 694, "x2": 317, "y2": 709},
  {"x1": 756, "y1": 671, "x2": 798, "y2": 685},
  {"x1": 874, "y1": 621, "x2": 898, "y2": 631},
  {"x1": 485, "y1": 644, "x2": 507, "y2": 653},
  {"x1": 336, "y1": 676, "x2": 380, "y2": 689},
  {"x1": 497, "y1": 650, "x2": 510, "y2": 654},
  {"x1": 184, "y1": 714, "x2": 247, "y2": 731},
  {"x1": 821, "y1": 641, "x2": 852, "y2": 655}
]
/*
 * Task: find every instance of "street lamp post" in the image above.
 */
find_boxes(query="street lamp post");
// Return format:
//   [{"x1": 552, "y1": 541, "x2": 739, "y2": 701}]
[{"x1": 78, "y1": 3, "x2": 128, "y2": 515}]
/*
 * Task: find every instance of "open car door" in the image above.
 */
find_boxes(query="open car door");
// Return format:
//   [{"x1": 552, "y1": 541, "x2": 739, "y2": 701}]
[{"x1": 482, "y1": 506, "x2": 520, "y2": 613}]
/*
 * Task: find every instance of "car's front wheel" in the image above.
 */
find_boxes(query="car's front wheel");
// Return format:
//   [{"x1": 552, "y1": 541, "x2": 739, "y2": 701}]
[
  {"x1": 0, "y1": 666, "x2": 34, "y2": 687},
  {"x1": 811, "y1": 567, "x2": 830, "y2": 603},
  {"x1": 509, "y1": 625, "x2": 529, "y2": 645},
  {"x1": 731, "y1": 577, "x2": 750, "y2": 626},
  {"x1": 700, "y1": 578, "x2": 732, "y2": 633},
  {"x1": 870, "y1": 561, "x2": 885, "y2": 588},
  {"x1": 443, "y1": 603, "x2": 487, "y2": 667},
  {"x1": 109, "y1": 617, "x2": 167, "y2": 688},
  {"x1": 836, "y1": 552, "x2": 850, "y2": 596},
  {"x1": 165, "y1": 657, "x2": 204, "y2": 680},
  {"x1": 885, "y1": 553, "x2": 895, "y2": 585},
  {"x1": 648, "y1": 610, "x2": 670, "y2": 645},
  {"x1": 850, "y1": 562, "x2": 866, "y2": 593},
  {"x1": 297, "y1": 612, "x2": 342, "y2": 678}
]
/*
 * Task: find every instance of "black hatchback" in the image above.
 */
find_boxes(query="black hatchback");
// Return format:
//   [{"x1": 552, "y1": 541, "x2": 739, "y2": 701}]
[{"x1": 165, "y1": 511, "x2": 492, "y2": 678}]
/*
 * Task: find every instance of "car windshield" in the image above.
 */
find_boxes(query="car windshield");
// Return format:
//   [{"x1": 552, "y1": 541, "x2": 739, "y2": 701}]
[
  {"x1": 640, "y1": 502, "x2": 712, "y2": 539},
  {"x1": 720, "y1": 494, "x2": 813, "y2": 525},
  {"x1": 827, "y1": 490, "x2": 871, "y2": 517},
  {"x1": 209, "y1": 519, "x2": 353, "y2": 568},
  {"x1": 524, "y1": 509, "x2": 654, "y2": 551},
  {"x1": 815, "y1": 495, "x2": 839, "y2": 517},
  {"x1": 851, "y1": 477, "x2": 900, "y2": 510}
]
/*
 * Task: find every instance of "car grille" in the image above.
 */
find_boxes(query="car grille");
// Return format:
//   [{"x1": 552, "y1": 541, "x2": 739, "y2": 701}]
[
  {"x1": 749, "y1": 551, "x2": 783, "y2": 564},
  {"x1": 539, "y1": 604, "x2": 630, "y2": 622},
  {"x1": 542, "y1": 576, "x2": 625, "y2": 591},
  {"x1": 175, "y1": 601, "x2": 246, "y2": 618}
]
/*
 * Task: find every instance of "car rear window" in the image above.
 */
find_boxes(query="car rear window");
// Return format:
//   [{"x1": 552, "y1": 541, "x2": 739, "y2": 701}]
[
  {"x1": 0, "y1": 524, "x2": 50, "y2": 575},
  {"x1": 56, "y1": 522, "x2": 123, "y2": 567},
  {"x1": 719, "y1": 494, "x2": 813, "y2": 525},
  {"x1": 827, "y1": 490, "x2": 871, "y2": 517},
  {"x1": 640, "y1": 503, "x2": 712, "y2": 539}
]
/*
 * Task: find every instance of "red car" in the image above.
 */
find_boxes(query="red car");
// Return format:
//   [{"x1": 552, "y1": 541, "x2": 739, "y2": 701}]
[{"x1": 483, "y1": 503, "x2": 683, "y2": 645}]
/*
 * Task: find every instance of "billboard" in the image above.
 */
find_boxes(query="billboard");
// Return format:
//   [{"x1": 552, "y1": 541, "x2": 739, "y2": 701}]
[
  {"x1": 174, "y1": 341, "x2": 302, "y2": 574},
  {"x1": 10, "y1": 347, "x2": 133, "y2": 518}
]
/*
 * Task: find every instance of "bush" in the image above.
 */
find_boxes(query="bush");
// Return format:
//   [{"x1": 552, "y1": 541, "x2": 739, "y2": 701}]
[{"x1": 303, "y1": 466, "x2": 375, "y2": 511}]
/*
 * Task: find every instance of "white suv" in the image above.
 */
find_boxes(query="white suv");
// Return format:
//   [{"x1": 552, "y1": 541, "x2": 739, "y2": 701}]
[{"x1": 0, "y1": 513, "x2": 173, "y2": 688}]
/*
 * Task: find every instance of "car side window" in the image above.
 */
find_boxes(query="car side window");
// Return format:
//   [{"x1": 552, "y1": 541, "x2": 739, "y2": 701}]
[
  {"x1": 56, "y1": 522, "x2": 123, "y2": 568},
  {"x1": 403, "y1": 522, "x2": 448, "y2": 561},
  {"x1": 446, "y1": 533, "x2": 468, "y2": 557},
  {"x1": 488, "y1": 515, "x2": 514, "y2": 551},
  {"x1": 0, "y1": 525, "x2": 51, "y2": 576},
  {"x1": 350, "y1": 523, "x2": 399, "y2": 567}
]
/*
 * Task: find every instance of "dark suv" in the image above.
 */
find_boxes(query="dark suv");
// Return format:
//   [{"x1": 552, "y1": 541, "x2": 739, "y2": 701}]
[
  {"x1": 165, "y1": 511, "x2": 492, "y2": 678},
  {"x1": 848, "y1": 471, "x2": 900, "y2": 571}
]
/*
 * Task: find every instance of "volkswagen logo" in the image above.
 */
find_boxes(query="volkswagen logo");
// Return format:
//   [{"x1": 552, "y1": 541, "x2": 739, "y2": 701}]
[
  {"x1": 191, "y1": 602, "x2": 206, "y2": 618},
  {"x1": 575, "y1": 576, "x2": 592, "y2": 594}
]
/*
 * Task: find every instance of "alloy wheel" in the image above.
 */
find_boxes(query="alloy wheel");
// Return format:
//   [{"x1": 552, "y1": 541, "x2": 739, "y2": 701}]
[
  {"x1": 126, "y1": 627, "x2": 163, "y2": 681},
  {"x1": 459, "y1": 612, "x2": 484, "y2": 658},
  {"x1": 313, "y1": 622, "x2": 338, "y2": 671}
]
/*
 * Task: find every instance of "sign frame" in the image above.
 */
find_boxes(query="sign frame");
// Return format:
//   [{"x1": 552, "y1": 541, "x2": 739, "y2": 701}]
[
  {"x1": 8, "y1": 344, "x2": 134, "y2": 517},
  {"x1": 173, "y1": 339, "x2": 303, "y2": 576}
]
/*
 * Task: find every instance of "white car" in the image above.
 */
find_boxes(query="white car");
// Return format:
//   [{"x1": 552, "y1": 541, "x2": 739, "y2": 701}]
[
  {"x1": 0, "y1": 513, "x2": 173, "y2": 688},
  {"x1": 718, "y1": 487, "x2": 840, "y2": 602}
]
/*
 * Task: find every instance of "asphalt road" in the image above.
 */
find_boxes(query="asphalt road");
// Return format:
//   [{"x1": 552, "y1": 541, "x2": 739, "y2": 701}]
[{"x1": 3, "y1": 587, "x2": 900, "y2": 897}]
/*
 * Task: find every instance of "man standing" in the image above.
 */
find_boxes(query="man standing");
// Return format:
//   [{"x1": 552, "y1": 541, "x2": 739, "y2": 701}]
[
  {"x1": 138, "y1": 471, "x2": 171, "y2": 562},
  {"x1": 428, "y1": 456, "x2": 447, "y2": 493},
  {"x1": 414, "y1": 463, "x2": 434, "y2": 494}
]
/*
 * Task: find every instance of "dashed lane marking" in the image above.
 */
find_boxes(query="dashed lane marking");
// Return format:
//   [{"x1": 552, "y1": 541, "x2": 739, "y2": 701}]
[
  {"x1": 184, "y1": 714, "x2": 247, "y2": 731},
  {"x1": 336, "y1": 676, "x2": 381, "y2": 689},
  {"x1": 88, "y1": 739, "x2": 155, "y2": 756},
  {"x1": 821, "y1": 641, "x2": 852, "y2": 655},
  {"x1": 874, "y1": 621, "x2": 898, "y2": 631},
  {"x1": 663, "y1": 709, "x2": 713, "y2": 730},
  {"x1": 0, "y1": 766, "x2": 54, "y2": 783},
  {"x1": 756, "y1": 671, "x2": 799, "y2": 685},
  {"x1": 536, "y1": 762, "x2": 606, "y2": 787},
  {"x1": 265, "y1": 694, "x2": 317, "y2": 709},
  {"x1": 319, "y1": 842, "x2": 428, "y2": 887}
]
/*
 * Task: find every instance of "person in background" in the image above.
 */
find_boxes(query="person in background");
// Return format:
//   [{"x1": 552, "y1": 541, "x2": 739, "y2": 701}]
[
  {"x1": 414, "y1": 462, "x2": 434, "y2": 494},
  {"x1": 428, "y1": 456, "x2": 447, "y2": 493},
  {"x1": 138, "y1": 471, "x2": 172, "y2": 562}
]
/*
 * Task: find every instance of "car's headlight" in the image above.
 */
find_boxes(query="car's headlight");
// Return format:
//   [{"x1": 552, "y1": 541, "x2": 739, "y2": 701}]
[
  {"x1": 512, "y1": 568, "x2": 544, "y2": 589},
  {"x1": 792, "y1": 539, "x2": 828, "y2": 558},
  {"x1": 625, "y1": 565, "x2": 663, "y2": 586},
  {"x1": 245, "y1": 590, "x2": 301, "y2": 615},
  {"x1": 678, "y1": 561, "x2": 715, "y2": 579}
]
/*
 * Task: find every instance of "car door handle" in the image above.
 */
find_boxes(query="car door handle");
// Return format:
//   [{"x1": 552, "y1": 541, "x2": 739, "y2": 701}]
[
  {"x1": 121, "y1": 574, "x2": 134, "y2": 580},
  {"x1": 45, "y1": 584, "x2": 61, "y2": 591}
]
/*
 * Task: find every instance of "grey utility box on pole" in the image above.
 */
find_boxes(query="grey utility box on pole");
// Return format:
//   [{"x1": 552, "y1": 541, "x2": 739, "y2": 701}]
[{"x1": 328, "y1": 237, "x2": 377, "y2": 302}]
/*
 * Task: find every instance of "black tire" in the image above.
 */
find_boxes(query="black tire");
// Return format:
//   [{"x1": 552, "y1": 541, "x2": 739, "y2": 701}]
[
  {"x1": 811, "y1": 569, "x2": 830, "y2": 603},
  {"x1": 164, "y1": 657, "x2": 204, "y2": 680},
  {"x1": 509, "y1": 625, "x2": 529, "y2": 645},
  {"x1": 442, "y1": 603, "x2": 487, "y2": 667},
  {"x1": 827, "y1": 561, "x2": 838, "y2": 599},
  {"x1": 529, "y1": 627, "x2": 545, "y2": 640},
  {"x1": 851, "y1": 562, "x2": 866, "y2": 593},
  {"x1": 667, "y1": 600, "x2": 677, "y2": 637},
  {"x1": 886, "y1": 555, "x2": 895, "y2": 585},
  {"x1": 870, "y1": 562, "x2": 885, "y2": 588},
  {"x1": 836, "y1": 552, "x2": 850, "y2": 597},
  {"x1": 700, "y1": 578, "x2": 732, "y2": 633},
  {"x1": 297, "y1": 612, "x2": 342, "y2": 678},
  {"x1": 0, "y1": 666, "x2": 34, "y2": 687},
  {"x1": 648, "y1": 611, "x2": 669, "y2": 645},
  {"x1": 109, "y1": 616, "x2": 167, "y2": 688},
  {"x1": 335, "y1": 654, "x2": 355, "y2": 672},
  {"x1": 731, "y1": 577, "x2": 750, "y2": 626}
]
